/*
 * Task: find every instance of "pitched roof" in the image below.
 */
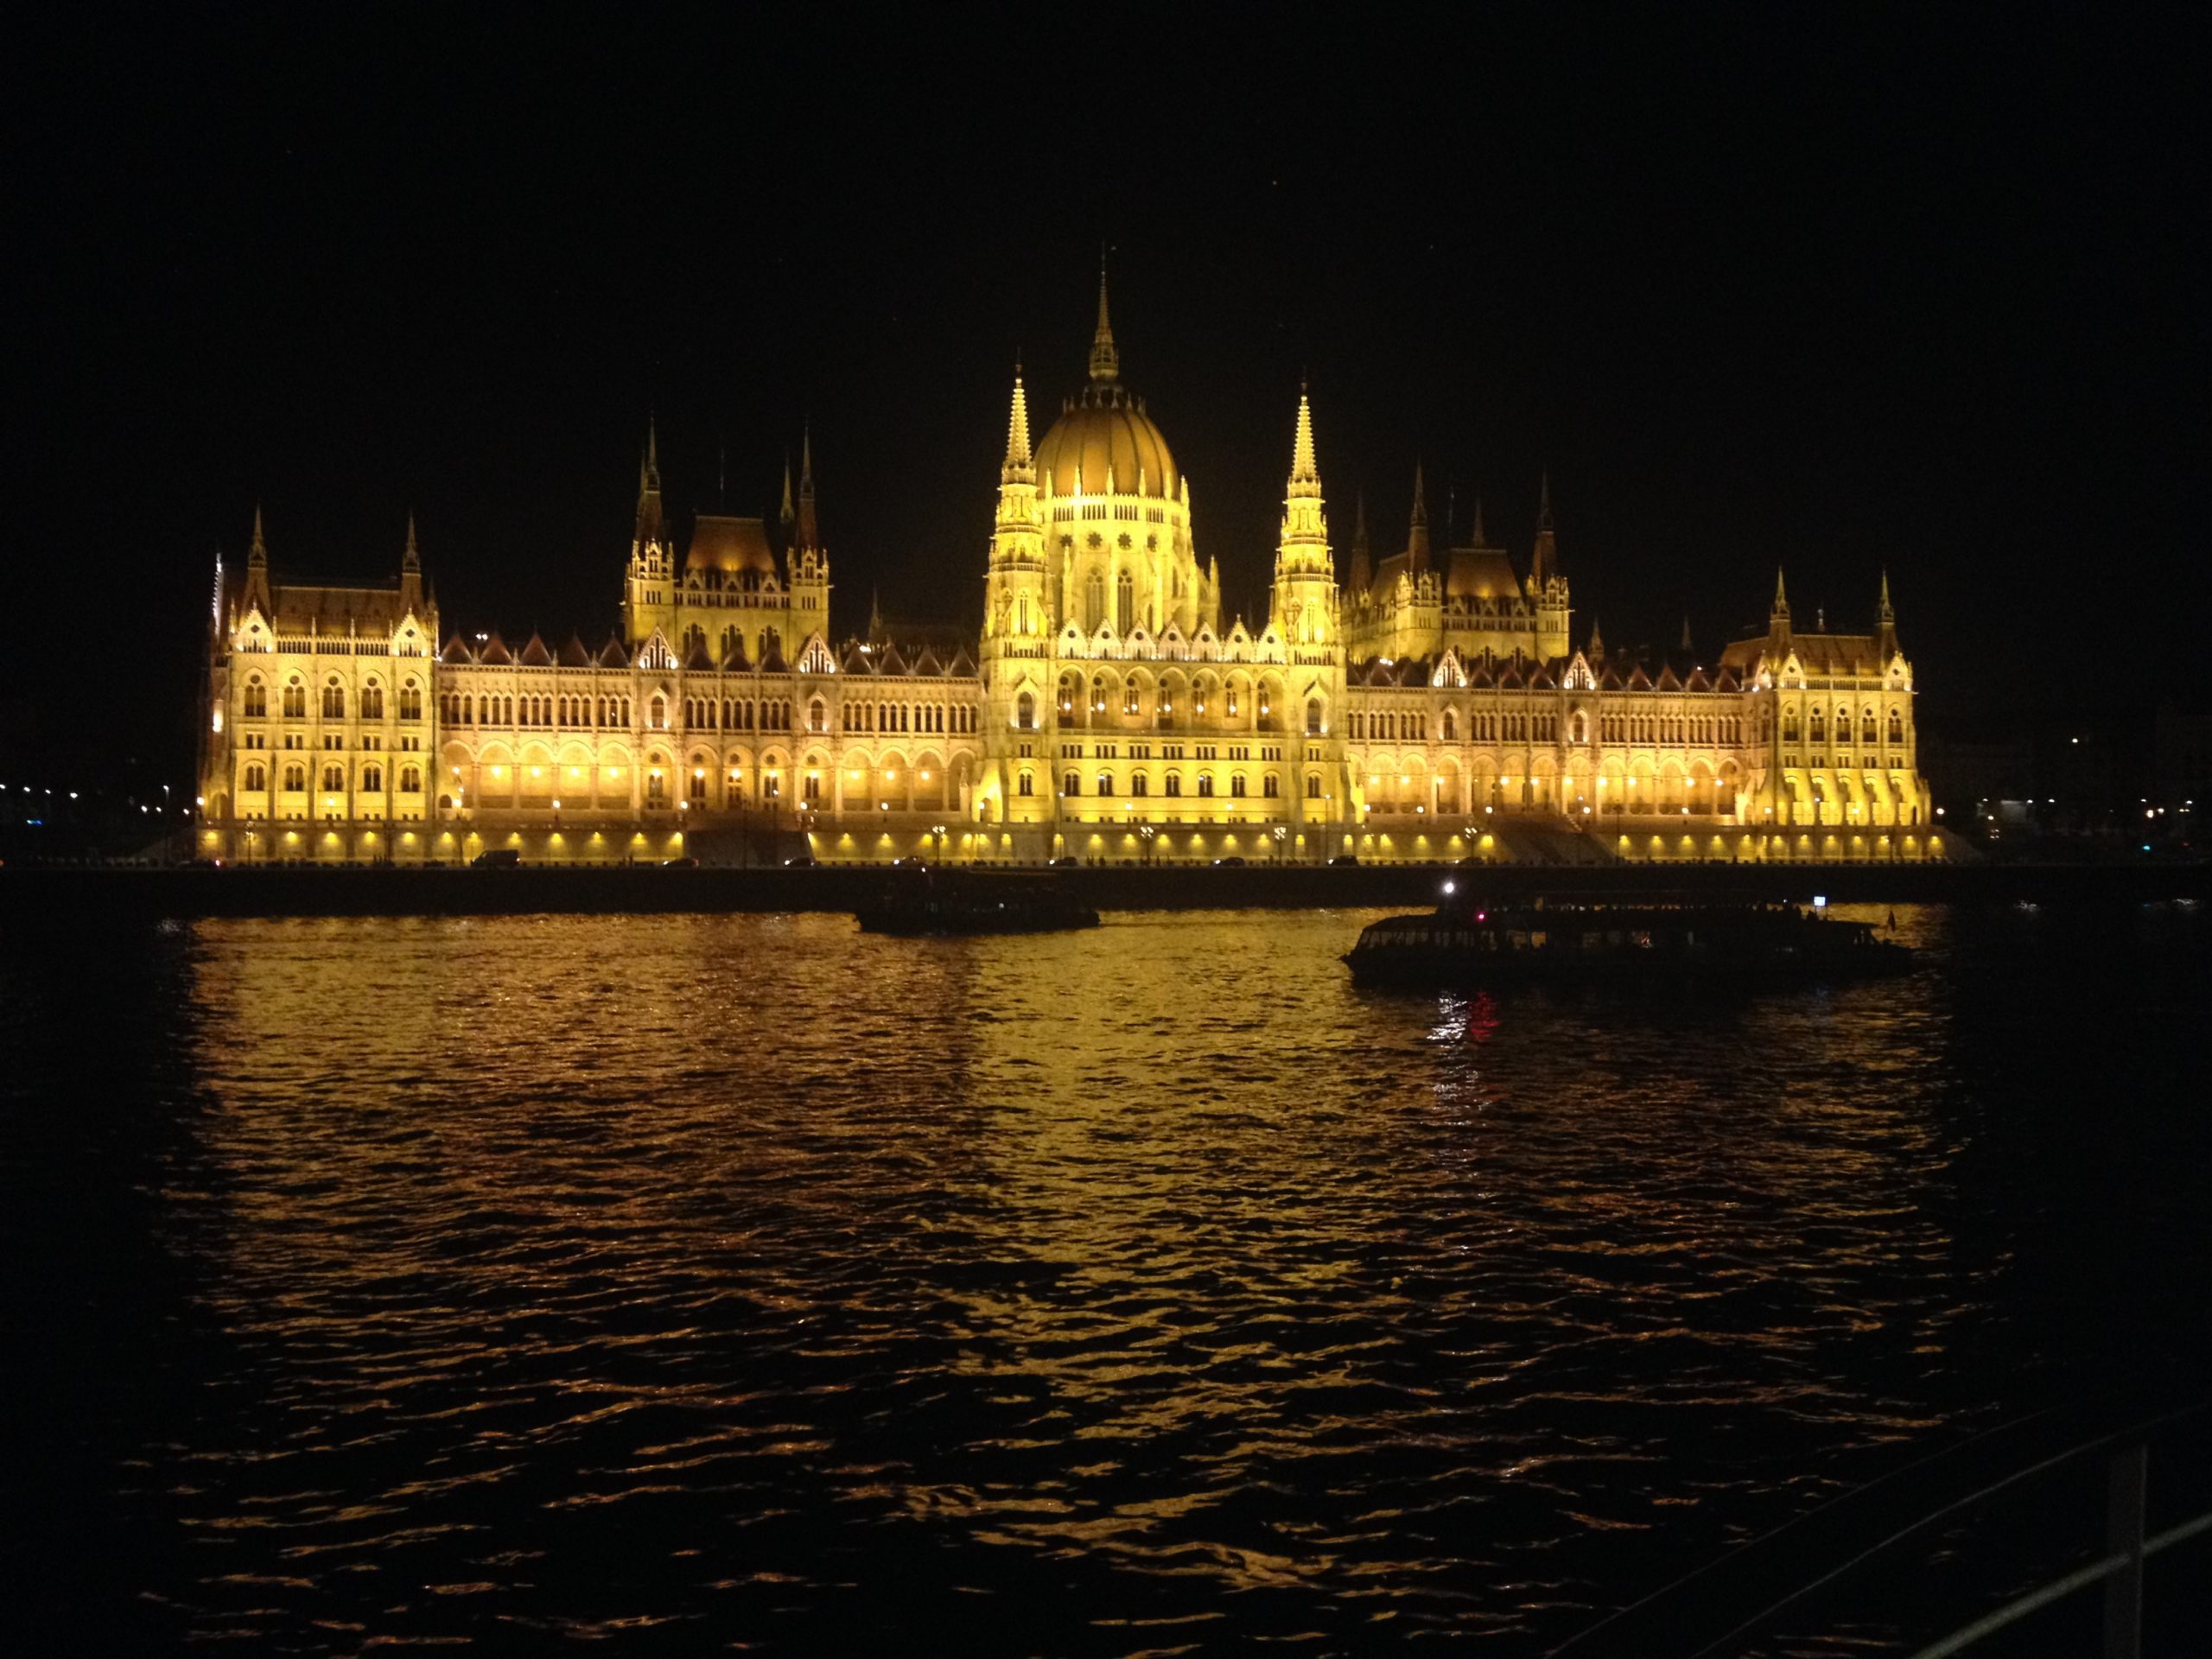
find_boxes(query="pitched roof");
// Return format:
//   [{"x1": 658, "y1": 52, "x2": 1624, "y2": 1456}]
[
  {"x1": 440, "y1": 632, "x2": 474, "y2": 664},
  {"x1": 557, "y1": 633, "x2": 594, "y2": 667},
  {"x1": 518, "y1": 632, "x2": 554, "y2": 667},
  {"x1": 597, "y1": 635, "x2": 629, "y2": 668},
  {"x1": 478, "y1": 631, "x2": 513, "y2": 665}
]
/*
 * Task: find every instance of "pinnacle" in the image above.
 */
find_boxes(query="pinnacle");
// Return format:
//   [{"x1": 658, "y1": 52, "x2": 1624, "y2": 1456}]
[{"x1": 1088, "y1": 261, "x2": 1120, "y2": 383}]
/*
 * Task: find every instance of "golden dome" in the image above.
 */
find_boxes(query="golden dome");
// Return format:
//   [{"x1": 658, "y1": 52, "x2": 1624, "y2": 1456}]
[{"x1": 1033, "y1": 385, "x2": 1179, "y2": 500}]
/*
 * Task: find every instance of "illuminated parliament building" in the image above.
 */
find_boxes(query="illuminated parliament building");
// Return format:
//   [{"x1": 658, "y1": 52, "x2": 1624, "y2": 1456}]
[{"x1": 196, "y1": 282, "x2": 1939, "y2": 866}]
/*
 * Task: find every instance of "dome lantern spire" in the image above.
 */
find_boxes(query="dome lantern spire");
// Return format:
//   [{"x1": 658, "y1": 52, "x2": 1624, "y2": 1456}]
[{"x1": 1088, "y1": 259, "x2": 1119, "y2": 384}]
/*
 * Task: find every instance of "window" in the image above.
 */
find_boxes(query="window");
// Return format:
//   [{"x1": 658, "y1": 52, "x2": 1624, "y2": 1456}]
[
  {"x1": 283, "y1": 764, "x2": 305, "y2": 791},
  {"x1": 244, "y1": 762, "x2": 267, "y2": 791},
  {"x1": 1441, "y1": 709, "x2": 1455, "y2": 741},
  {"x1": 1230, "y1": 773, "x2": 1247, "y2": 798},
  {"x1": 322, "y1": 680, "x2": 346, "y2": 720},
  {"x1": 1124, "y1": 681, "x2": 1140, "y2": 716},
  {"x1": 1809, "y1": 709, "x2": 1827, "y2": 743},
  {"x1": 1090, "y1": 675, "x2": 1107, "y2": 715},
  {"x1": 651, "y1": 696, "x2": 667, "y2": 729},
  {"x1": 1306, "y1": 772, "x2": 1321, "y2": 799},
  {"x1": 1096, "y1": 771, "x2": 1113, "y2": 797},
  {"x1": 1116, "y1": 571, "x2": 1135, "y2": 634},
  {"x1": 1019, "y1": 771, "x2": 1033, "y2": 797},
  {"x1": 1862, "y1": 709, "x2": 1879, "y2": 745},
  {"x1": 1306, "y1": 697, "x2": 1323, "y2": 736},
  {"x1": 1783, "y1": 709, "x2": 1801, "y2": 743},
  {"x1": 1227, "y1": 688, "x2": 1240, "y2": 719},
  {"x1": 647, "y1": 770, "x2": 666, "y2": 801},
  {"x1": 1085, "y1": 571, "x2": 1104, "y2": 632},
  {"x1": 1132, "y1": 774, "x2": 1148, "y2": 797},
  {"x1": 1064, "y1": 771, "x2": 1081, "y2": 797},
  {"x1": 243, "y1": 679, "x2": 267, "y2": 718},
  {"x1": 690, "y1": 770, "x2": 707, "y2": 804},
  {"x1": 1888, "y1": 709, "x2": 1904, "y2": 745},
  {"x1": 1198, "y1": 774, "x2": 1215, "y2": 798},
  {"x1": 361, "y1": 764, "x2": 383, "y2": 791},
  {"x1": 398, "y1": 684, "x2": 421, "y2": 721},
  {"x1": 1017, "y1": 690, "x2": 1035, "y2": 730},
  {"x1": 401, "y1": 766, "x2": 421, "y2": 792},
  {"x1": 804, "y1": 772, "x2": 821, "y2": 801},
  {"x1": 321, "y1": 764, "x2": 344, "y2": 791},
  {"x1": 809, "y1": 698, "x2": 827, "y2": 734},
  {"x1": 283, "y1": 682, "x2": 306, "y2": 719},
  {"x1": 1165, "y1": 772, "x2": 1182, "y2": 797},
  {"x1": 360, "y1": 683, "x2": 384, "y2": 720},
  {"x1": 1262, "y1": 773, "x2": 1279, "y2": 798}
]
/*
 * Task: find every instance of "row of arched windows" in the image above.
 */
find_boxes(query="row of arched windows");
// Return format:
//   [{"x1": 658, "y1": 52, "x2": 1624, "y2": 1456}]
[
  {"x1": 240, "y1": 673, "x2": 419, "y2": 722},
  {"x1": 1054, "y1": 770, "x2": 1315, "y2": 800},
  {"x1": 1783, "y1": 705, "x2": 1904, "y2": 747},
  {"x1": 241, "y1": 762, "x2": 422, "y2": 794}
]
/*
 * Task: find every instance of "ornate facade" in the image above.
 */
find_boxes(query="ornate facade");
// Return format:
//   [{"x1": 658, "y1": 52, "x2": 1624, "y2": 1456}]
[{"x1": 196, "y1": 282, "x2": 1940, "y2": 865}]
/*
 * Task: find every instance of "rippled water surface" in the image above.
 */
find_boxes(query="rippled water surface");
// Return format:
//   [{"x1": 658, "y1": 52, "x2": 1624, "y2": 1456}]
[{"x1": 5, "y1": 904, "x2": 2210, "y2": 1654}]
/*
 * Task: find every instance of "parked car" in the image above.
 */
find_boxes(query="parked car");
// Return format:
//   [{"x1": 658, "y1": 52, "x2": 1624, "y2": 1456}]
[
  {"x1": 1329, "y1": 854, "x2": 1359, "y2": 867},
  {"x1": 660, "y1": 856, "x2": 698, "y2": 868},
  {"x1": 892, "y1": 856, "x2": 929, "y2": 868},
  {"x1": 783, "y1": 855, "x2": 819, "y2": 868},
  {"x1": 470, "y1": 848, "x2": 522, "y2": 868},
  {"x1": 1048, "y1": 855, "x2": 1080, "y2": 868},
  {"x1": 1212, "y1": 855, "x2": 1247, "y2": 867}
]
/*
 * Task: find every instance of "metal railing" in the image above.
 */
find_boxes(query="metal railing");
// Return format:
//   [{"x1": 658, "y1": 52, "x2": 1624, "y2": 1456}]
[{"x1": 1551, "y1": 1395, "x2": 2212, "y2": 1659}]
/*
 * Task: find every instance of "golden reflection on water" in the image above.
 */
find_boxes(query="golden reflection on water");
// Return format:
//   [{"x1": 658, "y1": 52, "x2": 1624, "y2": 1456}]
[{"x1": 122, "y1": 906, "x2": 2019, "y2": 1649}]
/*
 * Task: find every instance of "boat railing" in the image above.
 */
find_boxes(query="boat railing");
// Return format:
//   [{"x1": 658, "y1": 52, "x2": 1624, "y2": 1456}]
[{"x1": 1548, "y1": 1393, "x2": 2212, "y2": 1658}]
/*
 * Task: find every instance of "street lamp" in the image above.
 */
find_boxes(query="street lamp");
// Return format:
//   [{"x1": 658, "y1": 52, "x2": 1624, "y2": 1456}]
[
  {"x1": 1138, "y1": 823, "x2": 1156, "y2": 866},
  {"x1": 931, "y1": 822, "x2": 947, "y2": 863},
  {"x1": 1272, "y1": 823, "x2": 1288, "y2": 863}
]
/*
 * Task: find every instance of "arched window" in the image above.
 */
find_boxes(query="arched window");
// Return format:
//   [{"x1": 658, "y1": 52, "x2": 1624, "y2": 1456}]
[
  {"x1": 1085, "y1": 571, "x2": 1105, "y2": 632},
  {"x1": 1262, "y1": 773, "x2": 1280, "y2": 798},
  {"x1": 1809, "y1": 708, "x2": 1827, "y2": 743},
  {"x1": 322, "y1": 679, "x2": 346, "y2": 720},
  {"x1": 1096, "y1": 771, "x2": 1113, "y2": 798},
  {"x1": 1783, "y1": 708, "x2": 1801, "y2": 743},
  {"x1": 1306, "y1": 697, "x2": 1324, "y2": 736},
  {"x1": 1123, "y1": 681, "x2": 1140, "y2": 716},
  {"x1": 1090, "y1": 675, "x2": 1107, "y2": 715},
  {"x1": 1571, "y1": 711, "x2": 1587, "y2": 745},
  {"x1": 400, "y1": 766, "x2": 421, "y2": 792},
  {"x1": 244, "y1": 762, "x2": 267, "y2": 791},
  {"x1": 1165, "y1": 772, "x2": 1182, "y2": 797},
  {"x1": 1888, "y1": 709, "x2": 1904, "y2": 745},
  {"x1": 689, "y1": 769, "x2": 707, "y2": 803},
  {"x1": 1198, "y1": 774, "x2": 1216, "y2": 798},
  {"x1": 646, "y1": 769, "x2": 666, "y2": 801},
  {"x1": 1016, "y1": 691, "x2": 1035, "y2": 730},
  {"x1": 1440, "y1": 709, "x2": 1455, "y2": 741},
  {"x1": 283, "y1": 764, "x2": 304, "y2": 791},
  {"x1": 321, "y1": 764, "x2": 344, "y2": 791},
  {"x1": 1058, "y1": 674, "x2": 1077, "y2": 715},
  {"x1": 1306, "y1": 772, "x2": 1321, "y2": 799},
  {"x1": 1116, "y1": 571, "x2": 1135, "y2": 634},
  {"x1": 1018, "y1": 771, "x2": 1034, "y2": 797},
  {"x1": 243, "y1": 678, "x2": 267, "y2": 718},
  {"x1": 1131, "y1": 773, "x2": 1149, "y2": 797},
  {"x1": 360, "y1": 683, "x2": 384, "y2": 720},
  {"x1": 1862, "y1": 708, "x2": 1879, "y2": 745},
  {"x1": 1230, "y1": 773, "x2": 1248, "y2": 798},
  {"x1": 361, "y1": 764, "x2": 383, "y2": 791},
  {"x1": 809, "y1": 698, "x2": 827, "y2": 734},
  {"x1": 1064, "y1": 771, "x2": 1081, "y2": 797},
  {"x1": 283, "y1": 681, "x2": 306, "y2": 719},
  {"x1": 651, "y1": 695, "x2": 667, "y2": 729}
]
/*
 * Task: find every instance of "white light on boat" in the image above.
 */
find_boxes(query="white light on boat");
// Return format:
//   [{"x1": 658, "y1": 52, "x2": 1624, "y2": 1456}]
[{"x1": 1441, "y1": 880, "x2": 1456, "y2": 896}]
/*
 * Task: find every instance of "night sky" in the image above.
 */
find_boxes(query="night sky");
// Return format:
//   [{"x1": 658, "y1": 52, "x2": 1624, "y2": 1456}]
[{"x1": 11, "y1": 9, "x2": 2207, "y2": 790}]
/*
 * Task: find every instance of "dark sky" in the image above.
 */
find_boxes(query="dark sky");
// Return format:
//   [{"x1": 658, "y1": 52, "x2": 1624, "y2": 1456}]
[{"x1": 10, "y1": 7, "x2": 2208, "y2": 786}]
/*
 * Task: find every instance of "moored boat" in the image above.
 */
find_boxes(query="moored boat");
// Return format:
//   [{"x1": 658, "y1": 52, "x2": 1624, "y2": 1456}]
[
  {"x1": 855, "y1": 870, "x2": 1101, "y2": 936},
  {"x1": 1344, "y1": 892, "x2": 1912, "y2": 988}
]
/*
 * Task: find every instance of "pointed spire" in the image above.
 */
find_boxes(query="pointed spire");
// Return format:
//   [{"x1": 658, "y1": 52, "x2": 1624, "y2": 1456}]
[
  {"x1": 796, "y1": 428, "x2": 820, "y2": 552},
  {"x1": 249, "y1": 504, "x2": 267, "y2": 565},
  {"x1": 1773, "y1": 567, "x2": 1789, "y2": 614},
  {"x1": 1590, "y1": 617, "x2": 1605, "y2": 660},
  {"x1": 1002, "y1": 362, "x2": 1033, "y2": 478},
  {"x1": 1878, "y1": 569, "x2": 1894, "y2": 619},
  {"x1": 1347, "y1": 489, "x2": 1373, "y2": 593},
  {"x1": 1681, "y1": 613, "x2": 1693, "y2": 652},
  {"x1": 868, "y1": 587, "x2": 883, "y2": 641},
  {"x1": 1288, "y1": 385, "x2": 1319, "y2": 496},
  {"x1": 1471, "y1": 490, "x2": 1487, "y2": 547},
  {"x1": 643, "y1": 416, "x2": 661, "y2": 490},
  {"x1": 1087, "y1": 258, "x2": 1119, "y2": 383},
  {"x1": 1530, "y1": 473, "x2": 1559, "y2": 586},
  {"x1": 634, "y1": 420, "x2": 664, "y2": 550},
  {"x1": 779, "y1": 454, "x2": 795, "y2": 525},
  {"x1": 1876, "y1": 569, "x2": 1899, "y2": 657},
  {"x1": 404, "y1": 513, "x2": 420, "y2": 571},
  {"x1": 1407, "y1": 462, "x2": 1430, "y2": 573}
]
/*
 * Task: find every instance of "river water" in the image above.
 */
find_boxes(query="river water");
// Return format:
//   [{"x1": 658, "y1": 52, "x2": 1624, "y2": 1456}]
[{"x1": 4, "y1": 903, "x2": 2209, "y2": 1655}]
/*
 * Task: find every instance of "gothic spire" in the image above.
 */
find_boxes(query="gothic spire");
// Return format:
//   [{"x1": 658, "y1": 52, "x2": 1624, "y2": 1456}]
[
  {"x1": 404, "y1": 512, "x2": 420, "y2": 572},
  {"x1": 1002, "y1": 362, "x2": 1034, "y2": 480},
  {"x1": 1530, "y1": 472, "x2": 1559, "y2": 586},
  {"x1": 796, "y1": 426, "x2": 820, "y2": 551},
  {"x1": 1471, "y1": 489, "x2": 1487, "y2": 547},
  {"x1": 1408, "y1": 462, "x2": 1430, "y2": 573},
  {"x1": 779, "y1": 454, "x2": 795, "y2": 526},
  {"x1": 635, "y1": 419, "x2": 664, "y2": 548},
  {"x1": 1087, "y1": 259, "x2": 1119, "y2": 383},
  {"x1": 1681, "y1": 613, "x2": 1693, "y2": 652},
  {"x1": 1773, "y1": 567, "x2": 1790, "y2": 614},
  {"x1": 249, "y1": 504, "x2": 267, "y2": 566},
  {"x1": 1348, "y1": 489, "x2": 1372, "y2": 593},
  {"x1": 1288, "y1": 385, "x2": 1319, "y2": 498}
]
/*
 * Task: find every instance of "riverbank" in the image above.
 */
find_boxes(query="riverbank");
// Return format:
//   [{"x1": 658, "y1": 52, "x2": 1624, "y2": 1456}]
[{"x1": 3, "y1": 858, "x2": 2205, "y2": 924}]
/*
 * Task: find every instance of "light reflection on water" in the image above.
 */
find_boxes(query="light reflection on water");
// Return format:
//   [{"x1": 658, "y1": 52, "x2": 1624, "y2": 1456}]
[{"x1": 8, "y1": 902, "x2": 2209, "y2": 1654}]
